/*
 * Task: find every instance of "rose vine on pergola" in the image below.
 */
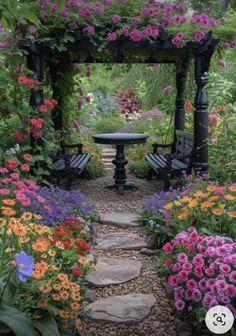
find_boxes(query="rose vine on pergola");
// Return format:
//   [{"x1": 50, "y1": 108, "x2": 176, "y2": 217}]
[{"x1": 18, "y1": 0, "x2": 235, "y2": 173}]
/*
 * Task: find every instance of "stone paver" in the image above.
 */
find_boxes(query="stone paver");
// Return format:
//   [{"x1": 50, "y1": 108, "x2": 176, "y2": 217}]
[
  {"x1": 96, "y1": 232, "x2": 148, "y2": 250},
  {"x1": 84, "y1": 294, "x2": 156, "y2": 324},
  {"x1": 99, "y1": 212, "x2": 141, "y2": 228},
  {"x1": 86, "y1": 257, "x2": 142, "y2": 287}
]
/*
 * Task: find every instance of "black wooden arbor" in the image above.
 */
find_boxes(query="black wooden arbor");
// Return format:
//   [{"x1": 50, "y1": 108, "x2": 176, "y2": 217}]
[{"x1": 25, "y1": 32, "x2": 218, "y2": 172}]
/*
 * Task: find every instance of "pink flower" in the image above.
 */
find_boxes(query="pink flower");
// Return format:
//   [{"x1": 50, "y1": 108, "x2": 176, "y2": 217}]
[
  {"x1": 218, "y1": 59, "x2": 226, "y2": 68},
  {"x1": 186, "y1": 279, "x2": 197, "y2": 289},
  {"x1": 199, "y1": 279, "x2": 207, "y2": 290},
  {"x1": 194, "y1": 28, "x2": 205, "y2": 43},
  {"x1": 10, "y1": 173, "x2": 19, "y2": 179},
  {"x1": 215, "y1": 280, "x2": 227, "y2": 290},
  {"x1": 121, "y1": 26, "x2": 129, "y2": 37},
  {"x1": 178, "y1": 253, "x2": 188, "y2": 263},
  {"x1": 168, "y1": 275, "x2": 179, "y2": 287},
  {"x1": 163, "y1": 242, "x2": 173, "y2": 254},
  {"x1": 130, "y1": 30, "x2": 142, "y2": 42},
  {"x1": 36, "y1": 195, "x2": 45, "y2": 203},
  {"x1": 112, "y1": 14, "x2": 121, "y2": 24},
  {"x1": 39, "y1": 105, "x2": 47, "y2": 113},
  {"x1": 0, "y1": 188, "x2": 10, "y2": 195},
  {"x1": 175, "y1": 300, "x2": 185, "y2": 310},
  {"x1": 77, "y1": 99, "x2": 83, "y2": 110},
  {"x1": 214, "y1": 186, "x2": 225, "y2": 194},
  {"x1": 229, "y1": 271, "x2": 236, "y2": 283},
  {"x1": 194, "y1": 267, "x2": 203, "y2": 278},
  {"x1": 165, "y1": 259, "x2": 172, "y2": 268},
  {"x1": 83, "y1": 25, "x2": 95, "y2": 37},
  {"x1": 5, "y1": 158, "x2": 17, "y2": 170},
  {"x1": 185, "y1": 289, "x2": 193, "y2": 300},
  {"x1": 219, "y1": 264, "x2": 231, "y2": 274},
  {"x1": 172, "y1": 262, "x2": 181, "y2": 271},
  {"x1": 178, "y1": 270, "x2": 189, "y2": 281},
  {"x1": 182, "y1": 262, "x2": 192, "y2": 271},
  {"x1": 192, "y1": 256, "x2": 204, "y2": 267},
  {"x1": 20, "y1": 198, "x2": 31, "y2": 207},
  {"x1": 205, "y1": 268, "x2": 214, "y2": 277},
  {"x1": 0, "y1": 168, "x2": 8, "y2": 173},
  {"x1": 192, "y1": 289, "x2": 201, "y2": 302},
  {"x1": 226, "y1": 285, "x2": 236, "y2": 298},
  {"x1": 23, "y1": 153, "x2": 32, "y2": 162},
  {"x1": 1, "y1": 178, "x2": 12, "y2": 184}
]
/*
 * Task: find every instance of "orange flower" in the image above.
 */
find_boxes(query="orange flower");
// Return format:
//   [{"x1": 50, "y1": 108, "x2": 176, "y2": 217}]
[
  {"x1": 61, "y1": 281, "x2": 70, "y2": 289},
  {"x1": 212, "y1": 208, "x2": 223, "y2": 216},
  {"x1": 32, "y1": 261, "x2": 49, "y2": 279},
  {"x1": 32, "y1": 237, "x2": 51, "y2": 252},
  {"x1": 207, "y1": 185, "x2": 217, "y2": 192},
  {"x1": 1, "y1": 207, "x2": 16, "y2": 216},
  {"x1": 228, "y1": 186, "x2": 236, "y2": 192},
  {"x1": 60, "y1": 291, "x2": 69, "y2": 300},
  {"x1": 228, "y1": 211, "x2": 236, "y2": 218},
  {"x1": 209, "y1": 195, "x2": 220, "y2": 202},
  {"x1": 70, "y1": 311, "x2": 78, "y2": 319},
  {"x1": 58, "y1": 310, "x2": 69, "y2": 319},
  {"x1": 2, "y1": 199, "x2": 16, "y2": 206},
  {"x1": 11, "y1": 224, "x2": 28, "y2": 236},
  {"x1": 52, "y1": 294, "x2": 61, "y2": 301},
  {"x1": 36, "y1": 300, "x2": 48, "y2": 308},
  {"x1": 53, "y1": 283, "x2": 62, "y2": 291},
  {"x1": 57, "y1": 273, "x2": 68, "y2": 282},
  {"x1": 0, "y1": 218, "x2": 6, "y2": 226},
  {"x1": 78, "y1": 257, "x2": 89, "y2": 265},
  {"x1": 47, "y1": 249, "x2": 55, "y2": 257},
  {"x1": 55, "y1": 241, "x2": 65, "y2": 249},
  {"x1": 70, "y1": 302, "x2": 80, "y2": 310},
  {"x1": 39, "y1": 285, "x2": 52, "y2": 294},
  {"x1": 19, "y1": 237, "x2": 30, "y2": 244},
  {"x1": 178, "y1": 212, "x2": 189, "y2": 220},
  {"x1": 164, "y1": 202, "x2": 173, "y2": 210},
  {"x1": 21, "y1": 212, "x2": 33, "y2": 221},
  {"x1": 75, "y1": 319, "x2": 82, "y2": 330},
  {"x1": 201, "y1": 201, "x2": 214, "y2": 208}
]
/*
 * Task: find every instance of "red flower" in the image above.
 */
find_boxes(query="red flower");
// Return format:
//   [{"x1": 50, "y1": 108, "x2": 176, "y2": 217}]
[
  {"x1": 55, "y1": 226, "x2": 68, "y2": 236},
  {"x1": 5, "y1": 158, "x2": 17, "y2": 170},
  {"x1": 12, "y1": 131, "x2": 27, "y2": 142},
  {"x1": 78, "y1": 239, "x2": 90, "y2": 250},
  {"x1": 26, "y1": 78, "x2": 34, "y2": 89},
  {"x1": 31, "y1": 118, "x2": 44, "y2": 129},
  {"x1": 71, "y1": 268, "x2": 81, "y2": 277},
  {"x1": 62, "y1": 237, "x2": 71, "y2": 249},
  {"x1": 17, "y1": 76, "x2": 28, "y2": 85},
  {"x1": 39, "y1": 105, "x2": 48, "y2": 113},
  {"x1": 44, "y1": 99, "x2": 54, "y2": 109}
]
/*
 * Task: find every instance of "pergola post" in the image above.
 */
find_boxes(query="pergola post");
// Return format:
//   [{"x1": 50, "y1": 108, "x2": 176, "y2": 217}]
[
  {"x1": 192, "y1": 46, "x2": 214, "y2": 172},
  {"x1": 174, "y1": 60, "x2": 189, "y2": 132},
  {"x1": 26, "y1": 43, "x2": 44, "y2": 106}
]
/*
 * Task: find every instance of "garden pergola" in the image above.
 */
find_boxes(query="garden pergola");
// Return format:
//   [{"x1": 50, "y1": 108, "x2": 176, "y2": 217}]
[{"x1": 25, "y1": 31, "x2": 218, "y2": 173}]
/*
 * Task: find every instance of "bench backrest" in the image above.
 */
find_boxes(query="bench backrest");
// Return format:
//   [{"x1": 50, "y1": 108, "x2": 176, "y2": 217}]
[{"x1": 175, "y1": 130, "x2": 194, "y2": 156}]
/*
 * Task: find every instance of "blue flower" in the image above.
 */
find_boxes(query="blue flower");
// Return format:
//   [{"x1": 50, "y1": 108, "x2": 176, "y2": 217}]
[{"x1": 15, "y1": 251, "x2": 34, "y2": 283}]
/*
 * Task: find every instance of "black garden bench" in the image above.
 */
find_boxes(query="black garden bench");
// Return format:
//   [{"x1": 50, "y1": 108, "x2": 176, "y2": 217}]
[
  {"x1": 145, "y1": 130, "x2": 194, "y2": 191},
  {"x1": 50, "y1": 141, "x2": 91, "y2": 190}
]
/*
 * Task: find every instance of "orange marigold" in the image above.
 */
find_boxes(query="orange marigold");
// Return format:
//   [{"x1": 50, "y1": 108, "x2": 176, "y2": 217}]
[
  {"x1": 53, "y1": 283, "x2": 62, "y2": 291},
  {"x1": 228, "y1": 211, "x2": 236, "y2": 218},
  {"x1": 1, "y1": 207, "x2": 16, "y2": 216},
  {"x1": 57, "y1": 273, "x2": 68, "y2": 282},
  {"x1": 32, "y1": 237, "x2": 51, "y2": 252},
  {"x1": 70, "y1": 302, "x2": 80, "y2": 310},
  {"x1": 52, "y1": 294, "x2": 61, "y2": 301},
  {"x1": 21, "y1": 212, "x2": 33, "y2": 221},
  {"x1": 2, "y1": 199, "x2": 16, "y2": 206},
  {"x1": 11, "y1": 224, "x2": 28, "y2": 236},
  {"x1": 212, "y1": 208, "x2": 223, "y2": 216},
  {"x1": 58, "y1": 310, "x2": 69, "y2": 319},
  {"x1": 36, "y1": 300, "x2": 48, "y2": 308}
]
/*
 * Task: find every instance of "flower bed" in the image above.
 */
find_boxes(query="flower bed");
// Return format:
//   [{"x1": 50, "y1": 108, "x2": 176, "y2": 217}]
[
  {"x1": 159, "y1": 228, "x2": 236, "y2": 334},
  {"x1": 141, "y1": 180, "x2": 236, "y2": 246}
]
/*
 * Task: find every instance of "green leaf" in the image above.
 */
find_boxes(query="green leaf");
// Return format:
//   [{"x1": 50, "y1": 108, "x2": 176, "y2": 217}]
[
  {"x1": 18, "y1": 7, "x2": 40, "y2": 27},
  {"x1": 57, "y1": 0, "x2": 66, "y2": 12},
  {"x1": 34, "y1": 315, "x2": 60, "y2": 336},
  {"x1": 0, "y1": 303, "x2": 38, "y2": 336}
]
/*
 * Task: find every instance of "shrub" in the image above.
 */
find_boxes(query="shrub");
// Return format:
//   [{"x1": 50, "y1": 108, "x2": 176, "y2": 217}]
[
  {"x1": 93, "y1": 113, "x2": 126, "y2": 134},
  {"x1": 128, "y1": 159, "x2": 150, "y2": 178},
  {"x1": 159, "y1": 228, "x2": 236, "y2": 334}
]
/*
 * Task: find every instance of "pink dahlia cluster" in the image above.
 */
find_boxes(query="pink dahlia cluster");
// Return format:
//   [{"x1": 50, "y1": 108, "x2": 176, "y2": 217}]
[{"x1": 162, "y1": 227, "x2": 236, "y2": 317}]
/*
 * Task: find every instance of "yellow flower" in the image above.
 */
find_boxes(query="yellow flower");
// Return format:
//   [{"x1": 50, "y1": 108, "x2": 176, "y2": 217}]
[
  {"x1": 228, "y1": 186, "x2": 236, "y2": 192},
  {"x1": 219, "y1": 204, "x2": 226, "y2": 209},
  {"x1": 224, "y1": 194, "x2": 236, "y2": 201},
  {"x1": 185, "y1": 122, "x2": 191, "y2": 129},
  {"x1": 209, "y1": 195, "x2": 220, "y2": 202},
  {"x1": 78, "y1": 257, "x2": 89, "y2": 265},
  {"x1": 164, "y1": 202, "x2": 173, "y2": 210},
  {"x1": 21, "y1": 212, "x2": 33, "y2": 221},
  {"x1": 178, "y1": 211, "x2": 189, "y2": 220},
  {"x1": 207, "y1": 185, "x2": 217, "y2": 192},
  {"x1": 0, "y1": 218, "x2": 6, "y2": 226},
  {"x1": 188, "y1": 199, "x2": 198, "y2": 208},
  {"x1": 174, "y1": 200, "x2": 181, "y2": 207}
]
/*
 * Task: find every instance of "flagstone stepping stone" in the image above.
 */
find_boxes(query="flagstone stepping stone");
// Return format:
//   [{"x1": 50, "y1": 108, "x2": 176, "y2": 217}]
[
  {"x1": 86, "y1": 257, "x2": 142, "y2": 287},
  {"x1": 96, "y1": 232, "x2": 148, "y2": 250},
  {"x1": 84, "y1": 294, "x2": 156, "y2": 324},
  {"x1": 99, "y1": 212, "x2": 142, "y2": 228}
]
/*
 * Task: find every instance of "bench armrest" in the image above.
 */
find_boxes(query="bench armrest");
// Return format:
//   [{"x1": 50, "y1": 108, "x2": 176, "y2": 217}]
[
  {"x1": 60, "y1": 141, "x2": 83, "y2": 154},
  {"x1": 152, "y1": 142, "x2": 173, "y2": 154}
]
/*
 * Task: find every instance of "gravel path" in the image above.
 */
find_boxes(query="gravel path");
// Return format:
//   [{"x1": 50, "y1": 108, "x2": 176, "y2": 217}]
[{"x1": 74, "y1": 167, "x2": 177, "y2": 336}]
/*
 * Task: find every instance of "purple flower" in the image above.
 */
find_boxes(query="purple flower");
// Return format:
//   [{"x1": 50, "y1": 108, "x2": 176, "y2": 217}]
[
  {"x1": 103, "y1": 0, "x2": 113, "y2": 5},
  {"x1": 194, "y1": 29, "x2": 205, "y2": 43},
  {"x1": 77, "y1": 99, "x2": 83, "y2": 110},
  {"x1": 51, "y1": 3, "x2": 57, "y2": 13},
  {"x1": 61, "y1": 8, "x2": 70, "y2": 17},
  {"x1": 121, "y1": 26, "x2": 129, "y2": 37},
  {"x1": 130, "y1": 30, "x2": 142, "y2": 42},
  {"x1": 83, "y1": 25, "x2": 96, "y2": 37},
  {"x1": 163, "y1": 86, "x2": 173, "y2": 95},
  {"x1": 112, "y1": 14, "x2": 121, "y2": 24},
  {"x1": 107, "y1": 32, "x2": 117, "y2": 41},
  {"x1": 15, "y1": 251, "x2": 34, "y2": 283},
  {"x1": 28, "y1": 25, "x2": 37, "y2": 35},
  {"x1": 130, "y1": 18, "x2": 139, "y2": 28},
  {"x1": 95, "y1": 3, "x2": 104, "y2": 13},
  {"x1": 173, "y1": 16, "x2": 186, "y2": 25},
  {"x1": 218, "y1": 59, "x2": 226, "y2": 68}
]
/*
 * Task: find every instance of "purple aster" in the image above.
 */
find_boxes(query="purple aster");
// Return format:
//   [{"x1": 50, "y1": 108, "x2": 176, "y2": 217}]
[{"x1": 15, "y1": 251, "x2": 34, "y2": 283}]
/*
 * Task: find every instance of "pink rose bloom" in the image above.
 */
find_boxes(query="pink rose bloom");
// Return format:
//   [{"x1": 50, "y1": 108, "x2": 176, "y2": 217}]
[
  {"x1": 0, "y1": 188, "x2": 10, "y2": 195},
  {"x1": 182, "y1": 262, "x2": 192, "y2": 271},
  {"x1": 20, "y1": 164, "x2": 30, "y2": 173},
  {"x1": 192, "y1": 255, "x2": 204, "y2": 267},
  {"x1": 178, "y1": 270, "x2": 189, "y2": 281},
  {"x1": 226, "y1": 285, "x2": 236, "y2": 297},
  {"x1": 168, "y1": 275, "x2": 179, "y2": 287},
  {"x1": 199, "y1": 279, "x2": 207, "y2": 290},
  {"x1": 10, "y1": 172, "x2": 20, "y2": 179},
  {"x1": 208, "y1": 113, "x2": 220, "y2": 125},
  {"x1": 163, "y1": 242, "x2": 173, "y2": 254},
  {"x1": 229, "y1": 271, "x2": 236, "y2": 283},
  {"x1": 172, "y1": 262, "x2": 182, "y2": 271},
  {"x1": 205, "y1": 268, "x2": 214, "y2": 277},
  {"x1": 219, "y1": 264, "x2": 231, "y2": 274},
  {"x1": 0, "y1": 168, "x2": 8, "y2": 173},
  {"x1": 174, "y1": 291, "x2": 183, "y2": 300},
  {"x1": 175, "y1": 300, "x2": 185, "y2": 310},
  {"x1": 130, "y1": 30, "x2": 142, "y2": 42},
  {"x1": 185, "y1": 288, "x2": 193, "y2": 300},
  {"x1": 194, "y1": 267, "x2": 203, "y2": 278},
  {"x1": 215, "y1": 280, "x2": 227, "y2": 290},
  {"x1": 192, "y1": 289, "x2": 201, "y2": 302}
]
